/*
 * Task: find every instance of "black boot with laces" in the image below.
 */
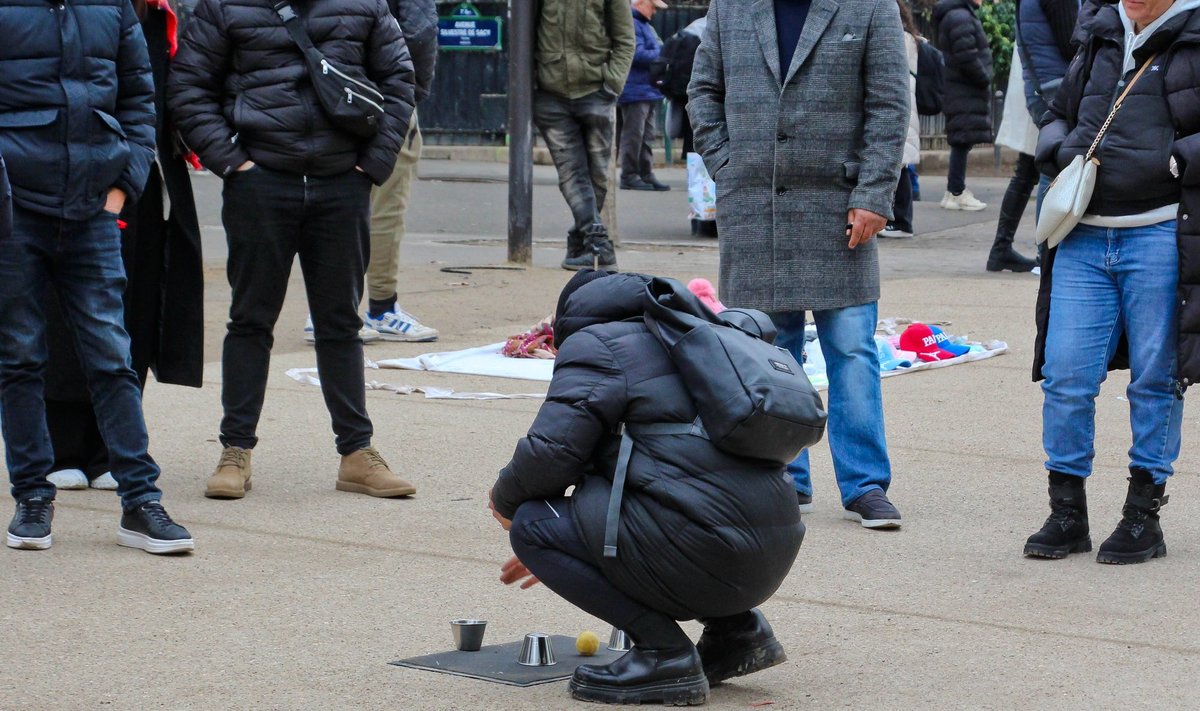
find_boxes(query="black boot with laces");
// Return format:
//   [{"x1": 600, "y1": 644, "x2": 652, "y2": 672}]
[
  {"x1": 7, "y1": 496, "x2": 54, "y2": 551},
  {"x1": 119, "y1": 501, "x2": 194, "y2": 555},
  {"x1": 1096, "y1": 468, "x2": 1168, "y2": 565},
  {"x1": 1024, "y1": 472, "x2": 1091, "y2": 559}
]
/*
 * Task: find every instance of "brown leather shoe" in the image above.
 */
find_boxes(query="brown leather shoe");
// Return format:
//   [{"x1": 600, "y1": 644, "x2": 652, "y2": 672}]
[
  {"x1": 336, "y1": 447, "x2": 416, "y2": 497},
  {"x1": 206, "y1": 447, "x2": 252, "y2": 499}
]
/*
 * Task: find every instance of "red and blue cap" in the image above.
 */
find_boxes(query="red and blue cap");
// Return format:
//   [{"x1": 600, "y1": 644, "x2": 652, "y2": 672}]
[{"x1": 899, "y1": 323, "x2": 970, "y2": 362}]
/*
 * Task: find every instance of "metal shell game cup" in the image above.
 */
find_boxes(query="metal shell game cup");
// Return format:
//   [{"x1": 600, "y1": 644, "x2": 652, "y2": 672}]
[{"x1": 450, "y1": 619, "x2": 487, "y2": 651}]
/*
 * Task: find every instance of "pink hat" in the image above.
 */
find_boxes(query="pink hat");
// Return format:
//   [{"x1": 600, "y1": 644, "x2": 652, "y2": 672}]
[{"x1": 899, "y1": 323, "x2": 961, "y2": 362}]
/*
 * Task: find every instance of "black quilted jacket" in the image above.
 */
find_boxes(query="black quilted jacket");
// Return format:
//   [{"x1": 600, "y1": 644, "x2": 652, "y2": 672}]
[
  {"x1": 491, "y1": 273, "x2": 804, "y2": 620},
  {"x1": 934, "y1": 0, "x2": 995, "y2": 146},
  {"x1": 168, "y1": 0, "x2": 415, "y2": 185}
]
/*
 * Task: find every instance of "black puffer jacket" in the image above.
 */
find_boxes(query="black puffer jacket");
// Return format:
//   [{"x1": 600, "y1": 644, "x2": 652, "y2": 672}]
[
  {"x1": 1032, "y1": 1, "x2": 1200, "y2": 386},
  {"x1": 491, "y1": 274, "x2": 805, "y2": 620},
  {"x1": 388, "y1": 0, "x2": 438, "y2": 102},
  {"x1": 934, "y1": 0, "x2": 994, "y2": 146},
  {"x1": 168, "y1": 0, "x2": 415, "y2": 185},
  {"x1": 0, "y1": 0, "x2": 155, "y2": 220}
]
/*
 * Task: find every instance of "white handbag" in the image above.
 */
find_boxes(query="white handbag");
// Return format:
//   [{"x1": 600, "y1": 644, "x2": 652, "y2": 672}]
[{"x1": 1036, "y1": 54, "x2": 1158, "y2": 248}]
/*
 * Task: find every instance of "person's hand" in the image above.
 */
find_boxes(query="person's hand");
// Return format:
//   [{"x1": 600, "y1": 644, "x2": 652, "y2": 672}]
[
  {"x1": 846, "y1": 208, "x2": 887, "y2": 249},
  {"x1": 488, "y1": 489, "x2": 512, "y2": 531},
  {"x1": 500, "y1": 555, "x2": 541, "y2": 589},
  {"x1": 236, "y1": 160, "x2": 256, "y2": 172},
  {"x1": 104, "y1": 188, "x2": 126, "y2": 215}
]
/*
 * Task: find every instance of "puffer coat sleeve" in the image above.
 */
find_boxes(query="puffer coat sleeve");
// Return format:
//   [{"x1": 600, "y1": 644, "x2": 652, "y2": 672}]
[
  {"x1": 357, "y1": 3, "x2": 417, "y2": 184},
  {"x1": 167, "y1": 0, "x2": 248, "y2": 179},
  {"x1": 491, "y1": 330, "x2": 627, "y2": 520},
  {"x1": 115, "y1": 2, "x2": 157, "y2": 203}
]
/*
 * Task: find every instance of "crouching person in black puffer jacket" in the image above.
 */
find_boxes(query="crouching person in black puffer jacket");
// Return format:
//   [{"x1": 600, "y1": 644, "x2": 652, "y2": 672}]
[{"x1": 489, "y1": 271, "x2": 805, "y2": 706}]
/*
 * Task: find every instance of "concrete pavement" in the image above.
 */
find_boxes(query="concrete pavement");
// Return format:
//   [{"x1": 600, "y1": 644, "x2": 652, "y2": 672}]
[{"x1": 2, "y1": 163, "x2": 1197, "y2": 710}]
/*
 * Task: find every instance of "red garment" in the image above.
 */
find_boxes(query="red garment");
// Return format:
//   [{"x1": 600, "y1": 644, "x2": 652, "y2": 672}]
[{"x1": 146, "y1": 0, "x2": 178, "y2": 58}]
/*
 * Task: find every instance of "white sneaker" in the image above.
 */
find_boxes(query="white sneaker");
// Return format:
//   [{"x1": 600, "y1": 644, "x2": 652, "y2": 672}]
[
  {"x1": 878, "y1": 227, "x2": 914, "y2": 238},
  {"x1": 47, "y1": 469, "x2": 88, "y2": 490},
  {"x1": 364, "y1": 307, "x2": 439, "y2": 342},
  {"x1": 941, "y1": 189, "x2": 987, "y2": 211},
  {"x1": 90, "y1": 472, "x2": 118, "y2": 490},
  {"x1": 303, "y1": 315, "x2": 381, "y2": 344}
]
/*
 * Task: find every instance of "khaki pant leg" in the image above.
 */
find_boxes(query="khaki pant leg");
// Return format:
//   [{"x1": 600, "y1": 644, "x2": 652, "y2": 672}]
[{"x1": 367, "y1": 113, "x2": 422, "y2": 303}]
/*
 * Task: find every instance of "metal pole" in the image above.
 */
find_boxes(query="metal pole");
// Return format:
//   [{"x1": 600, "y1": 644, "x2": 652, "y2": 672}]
[{"x1": 507, "y1": 0, "x2": 534, "y2": 265}]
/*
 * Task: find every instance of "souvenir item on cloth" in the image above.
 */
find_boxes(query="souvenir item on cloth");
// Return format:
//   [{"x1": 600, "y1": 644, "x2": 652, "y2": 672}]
[
  {"x1": 900, "y1": 323, "x2": 964, "y2": 362},
  {"x1": 875, "y1": 337, "x2": 913, "y2": 371}
]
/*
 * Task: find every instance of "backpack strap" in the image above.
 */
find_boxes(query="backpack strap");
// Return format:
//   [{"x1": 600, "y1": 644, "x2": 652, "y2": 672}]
[{"x1": 601, "y1": 419, "x2": 708, "y2": 558}]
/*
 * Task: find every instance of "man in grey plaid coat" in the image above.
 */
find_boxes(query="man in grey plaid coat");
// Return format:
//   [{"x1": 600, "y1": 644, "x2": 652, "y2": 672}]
[{"x1": 688, "y1": 0, "x2": 909, "y2": 527}]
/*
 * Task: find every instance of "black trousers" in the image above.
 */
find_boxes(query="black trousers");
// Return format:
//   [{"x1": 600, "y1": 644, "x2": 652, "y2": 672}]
[
  {"x1": 220, "y1": 167, "x2": 374, "y2": 455},
  {"x1": 511, "y1": 498, "x2": 748, "y2": 650},
  {"x1": 892, "y1": 165, "x2": 914, "y2": 233}
]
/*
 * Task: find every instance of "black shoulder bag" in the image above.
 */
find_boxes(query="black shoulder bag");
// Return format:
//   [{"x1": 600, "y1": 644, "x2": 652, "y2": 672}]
[{"x1": 273, "y1": 1, "x2": 386, "y2": 138}]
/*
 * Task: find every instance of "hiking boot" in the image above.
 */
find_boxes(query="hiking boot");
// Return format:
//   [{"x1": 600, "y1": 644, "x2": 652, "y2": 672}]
[
  {"x1": 796, "y1": 491, "x2": 814, "y2": 514},
  {"x1": 643, "y1": 175, "x2": 671, "y2": 192},
  {"x1": 619, "y1": 176, "x2": 655, "y2": 191},
  {"x1": 336, "y1": 447, "x2": 416, "y2": 497},
  {"x1": 118, "y1": 501, "x2": 194, "y2": 555},
  {"x1": 843, "y1": 489, "x2": 901, "y2": 529},
  {"x1": 941, "y1": 189, "x2": 987, "y2": 211},
  {"x1": 1024, "y1": 471, "x2": 1091, "y2": 559},
  {"x1": 986, "y1": 245, "x2": 1037, "y2": 273},
  {"x1": 1096, "y1": 468, "x2": 1168, "y2": 565},
  {"x1": 562, "y1": 223, "x2": 617, "y2": 271},
  {"x1": 7, "y1": 496, "x2": 54, "y2": 551},
  {"x1": 206, "y1": 446, "x2": 252, "y2": 499},
  {"x1": 561, "y1": 228, "x2": 586, "y2": 270},
  {"x1": 569, "y1": 646, "x2": 709, "y2": 705},
  {"x1": 696, "y1": 609, "x2": 787, "y2": 685},
  {"x1": 364, "y1": 307, "x2": 439, "y2": 342}
]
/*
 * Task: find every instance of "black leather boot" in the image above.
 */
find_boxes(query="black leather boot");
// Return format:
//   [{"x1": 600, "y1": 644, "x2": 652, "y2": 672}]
[
  {"x1": 1024, "y1": 472, "x2": 1091, "y2": 558},
  {"x1": 569, "y1": 646, "x2": 709, "y2": 705},
  {"x1": 560, "y1": 228, "x2": 585, "y2": 270},
  {"x1": 562, "y1": 222, "x2": 617, "y2": 271},
  {"x1": 1096, "y1": 468, "x2": 1168, "y2": 565},
  {"x1": 987, "y1": 244, "x2": 1037, "y2": 272},
  {"x1": 696, "y1": 609, "x2": 786, "y2": 685}
]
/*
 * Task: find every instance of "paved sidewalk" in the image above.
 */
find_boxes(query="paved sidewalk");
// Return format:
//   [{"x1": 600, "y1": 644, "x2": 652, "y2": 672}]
[{"x1": 1, "y1": 165, "x2": 1196, "y2": 710}]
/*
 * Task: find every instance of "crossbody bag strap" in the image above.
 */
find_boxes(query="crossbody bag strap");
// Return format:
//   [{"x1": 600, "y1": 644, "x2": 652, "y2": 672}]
[
  {"x1": 273, "y1": 0, "x2": 318, "y2": 54},
  {"x1": 1085, "y1": 52, "x2": 1159, "y2": 162}
]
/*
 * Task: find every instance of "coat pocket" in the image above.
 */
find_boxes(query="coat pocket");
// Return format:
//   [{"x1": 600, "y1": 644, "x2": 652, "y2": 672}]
[
  {"x1": 0, "y1": 109, "x2": 63, "y2": 200},
  {"x1": 842, "y1": 160, "x2": 861, "y2": 183},
  {"x1": 90, "y1": 109, "x2": 132, "y2": 197}
]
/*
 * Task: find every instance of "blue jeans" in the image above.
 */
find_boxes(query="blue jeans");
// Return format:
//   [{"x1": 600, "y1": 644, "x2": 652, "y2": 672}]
[
  {"x1": 0, "y1": 206, "x2": 161, "y2": 508},
  {"x1": 772, "y1": 304, "x2": 892, "y2": 506},
  {"x1": 1041, "y1": 221, "x2": 1184, "y2": 485}
]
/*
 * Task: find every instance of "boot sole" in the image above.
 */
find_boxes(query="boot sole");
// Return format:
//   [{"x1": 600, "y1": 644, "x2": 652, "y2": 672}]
[
  {"x1": 1024, "y1": 537, "x2": 1092, "y2": 559},
  {"x1": 1096, "y1": 542, "x2": 1167, "y2": 565},
  {"x1": 117, "y1": 527, "x2": 194, "y2": 555},
  {"x1": 704, "y1": 638, "x2": 787, "y2": 686},
  {"x1": 568, "y1": 673, "x2": 709, "y2": 705},
  {"x1": 6, "y1": 531, "x2": 51, "y2": 550},
  {"x1": 335, "y1": 481, "x2": 416, "y2": 498},
  {"x1": 205, "y1": 479, "x2": 251, "y2": 499}
]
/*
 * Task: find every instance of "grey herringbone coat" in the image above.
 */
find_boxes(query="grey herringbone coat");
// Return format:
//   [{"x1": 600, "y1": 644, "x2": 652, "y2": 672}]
[{"x1": 687, "y1": 0, "x2": 909, "y2": 312}]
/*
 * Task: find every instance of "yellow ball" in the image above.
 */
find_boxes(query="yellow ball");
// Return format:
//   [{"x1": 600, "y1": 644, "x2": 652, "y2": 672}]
[{"x1": 576, "y1": 630, "x2": 601, "y2": 656}]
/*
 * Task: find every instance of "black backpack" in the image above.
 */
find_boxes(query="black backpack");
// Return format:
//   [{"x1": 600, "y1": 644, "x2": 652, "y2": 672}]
[
  {"x1": 651, "y1": 31, "x2": 703, "y2": 101},
  {"x1": 915, "y1": 38, "x2": 945, "y2": 116},
  {"x1": 602, "y1": 277, "x2": 827, "y2": 558}
]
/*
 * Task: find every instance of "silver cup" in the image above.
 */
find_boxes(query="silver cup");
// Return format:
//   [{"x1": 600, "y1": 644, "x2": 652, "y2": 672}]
[
  {"x1": 450, "y1": 619, "x2": 487, "y2": 651},
  {"x1": 517, "y1": 632, "x2": 557, "y2": 666},
  {"x1": 607, "y1": 627, "x2": 634, "y2": 652}
]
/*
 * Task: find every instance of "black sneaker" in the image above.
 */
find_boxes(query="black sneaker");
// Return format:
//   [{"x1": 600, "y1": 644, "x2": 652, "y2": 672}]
[
  {"x1": 844, "y1": 489, "x2": 901, "y2": 529},
  {"x1": 118, "y1": 502, "x2": 194, "y2": 555},
  {"x1": 7, "y1": 496, "x2": 54, "y2": 550},
  {"x1": 642, "y1": 175, "x2": 671, "y2": 192},
  {"x1": 796, "y1": 491, "x2": 813, "y2": 514},
  {"x1": 619, "y1": 176, "x2": 655, "y2": 191}
]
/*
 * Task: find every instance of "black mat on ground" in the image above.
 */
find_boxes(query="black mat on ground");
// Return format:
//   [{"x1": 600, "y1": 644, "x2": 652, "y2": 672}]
[{"x1": 390, "y1": 635, "x2": 624, "y2": 687}]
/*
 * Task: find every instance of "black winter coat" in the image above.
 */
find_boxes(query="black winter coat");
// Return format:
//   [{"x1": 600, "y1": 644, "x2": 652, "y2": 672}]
[
  {"x1": 934, "y1": 0, "x2": 994, "y2": 146},
  {"x1": 0, "y1": 0, "x2": 155, "y2": 220},
  {"x1": 388, "y1": 0, "x2": 438, "y2": 103},
  {"x1": 491, "y1": 274, "x2": 805, "y2": 620},
  {"x1": 169, "y1": 0, "x2": 416, "y2": 185},
  {"x1": 1032, "y1": 2, "x2": 1200, "y2": 387}
]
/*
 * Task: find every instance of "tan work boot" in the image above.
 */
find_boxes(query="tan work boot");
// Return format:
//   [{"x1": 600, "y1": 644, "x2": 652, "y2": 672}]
[
  {"x1": 336, "y1": 447, "x2": 416, "y2": 497},
  {"x1": 206, "y1": 447, "x2": 252, "y2": 499}
]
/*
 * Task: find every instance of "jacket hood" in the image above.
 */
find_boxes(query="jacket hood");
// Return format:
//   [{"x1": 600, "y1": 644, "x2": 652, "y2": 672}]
[
  {"x1": 554, "y1": 272, "x2": 653, "y2": 346},
  {"x1": 1084, "y1": 0, "x2": 1200, "y2": 67},
  {"x1": 934, "y1": 0, "x2": 978, "y2": 23}
]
